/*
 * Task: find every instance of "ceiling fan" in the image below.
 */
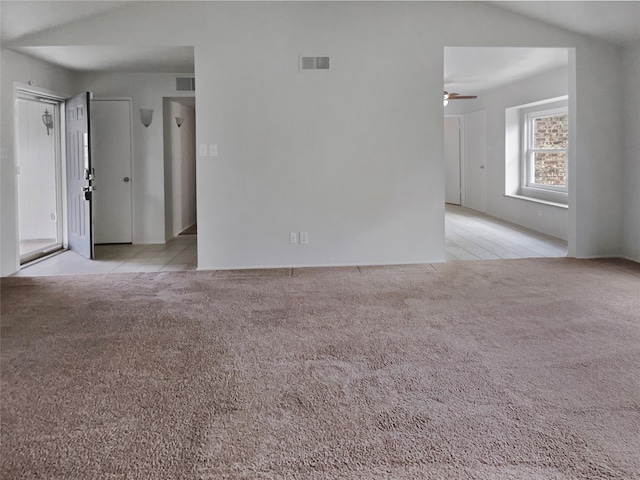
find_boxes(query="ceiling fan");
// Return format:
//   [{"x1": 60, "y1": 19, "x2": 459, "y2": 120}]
[{"x1": 443, "y1": 91, "x2": 478, "y2": 106}]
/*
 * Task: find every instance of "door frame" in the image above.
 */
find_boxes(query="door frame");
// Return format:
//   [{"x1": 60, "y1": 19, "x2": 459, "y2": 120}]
[
  {"x1": 92, "y1": 97, "x2": 135, "y2": 244},
  {"x1": 13, "y1": 83, "x2": 68, "y2": 266}
]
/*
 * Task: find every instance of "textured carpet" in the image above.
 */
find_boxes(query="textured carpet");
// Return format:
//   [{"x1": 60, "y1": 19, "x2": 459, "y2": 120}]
[{"x1": 1, "y1": 258, "x2": 639, "y2": 479}]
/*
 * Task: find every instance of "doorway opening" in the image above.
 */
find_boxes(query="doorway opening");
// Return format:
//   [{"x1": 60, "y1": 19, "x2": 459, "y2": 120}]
[
  {"x1": 443, "y1": 47, "x2": 571, "y2": 260},
  {"x1": 16, "y1": 90, "x2": 64, "y2": 264},
  {"x1": 163, "y1": 97, "x2": 197, "y2": 242},
  {"x1": 92, "y1": 98, "x2": 134, "y2": 245}
]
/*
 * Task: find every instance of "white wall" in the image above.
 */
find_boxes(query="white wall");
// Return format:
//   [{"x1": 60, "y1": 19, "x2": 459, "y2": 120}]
[
  {"x1": 621, "y1": 45, "x2": 640, "y2": 262},
  {"x1": 79, "y1": 72, "x2": 195, "y2": 244},
  {"x1": 573, "y1": 45, "x2": 624, "y2": 258},
  {"x1": 195, "y1": 2, "x2": 442, "y2": 268},
  {"x1": 445, "y1": 64, "x2": 570, "y2": 240},
  {"x1": 1, "y1": 49, "x2": 78, "y2": 276},
  {"x1": 1, "y1": 1, "x2": 633, "y2": 274}
]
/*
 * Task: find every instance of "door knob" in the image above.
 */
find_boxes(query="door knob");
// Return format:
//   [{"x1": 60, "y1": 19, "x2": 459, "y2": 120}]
[{"x1": 124, "y1": 177, "x2": 130, "y2": 182}]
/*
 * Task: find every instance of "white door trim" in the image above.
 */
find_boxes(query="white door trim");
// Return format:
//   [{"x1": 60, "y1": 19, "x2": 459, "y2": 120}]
[{"x1": 13, "y1": 84, "x2": 68, "y2": 265}]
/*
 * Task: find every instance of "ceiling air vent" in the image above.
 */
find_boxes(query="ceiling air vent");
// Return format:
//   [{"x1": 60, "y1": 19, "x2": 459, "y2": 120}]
[
  {"x1": 300, "y1": 56, "x2": 330, "y2": 71},
  {"x1": 176, "y1": 77, "x2": 195, "y2": 91}
]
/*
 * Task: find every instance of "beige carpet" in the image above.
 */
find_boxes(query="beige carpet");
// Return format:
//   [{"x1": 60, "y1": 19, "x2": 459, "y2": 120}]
[{"x1": 1, "y1": 258, "x2": 639, "y2": 479}]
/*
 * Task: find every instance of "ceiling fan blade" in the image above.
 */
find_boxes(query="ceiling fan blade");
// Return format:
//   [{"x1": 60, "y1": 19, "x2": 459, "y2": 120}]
[{"x1": 449, "y1": 95, "x2": 477, "y2": 100}]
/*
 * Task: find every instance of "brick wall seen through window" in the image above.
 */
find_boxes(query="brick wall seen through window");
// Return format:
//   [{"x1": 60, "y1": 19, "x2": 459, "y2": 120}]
[{"x1": 532, "y1": 114, "x2": 568, "y2": 186}]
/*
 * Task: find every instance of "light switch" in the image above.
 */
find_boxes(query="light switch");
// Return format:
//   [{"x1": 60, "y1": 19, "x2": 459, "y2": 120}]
[
  {"x1": 199, "y1": 144, "x2": 207, "y2": 157},
  {"x1": 210, "y1": 144, "x2": 218, "y2": 157}
]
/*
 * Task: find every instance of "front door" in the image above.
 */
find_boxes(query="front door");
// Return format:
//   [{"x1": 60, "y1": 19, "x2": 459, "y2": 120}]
[{"x1": 65, "y1": 92, "x2": 94, "y2": 259}]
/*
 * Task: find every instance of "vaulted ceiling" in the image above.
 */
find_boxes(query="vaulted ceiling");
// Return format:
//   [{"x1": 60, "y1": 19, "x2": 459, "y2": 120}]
[
  {"x1": 1, "y1": 1, "x2": 637, "y2": 86},
  {"x1": 485, "y1": 1, "x2": 639, "y2": 47}
]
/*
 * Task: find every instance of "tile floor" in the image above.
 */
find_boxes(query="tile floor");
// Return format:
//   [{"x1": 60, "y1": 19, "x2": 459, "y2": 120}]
[
  {"x1": 14, "y1": 205, "x2": 567, "y2": 276},
  {"x1": 445, "y1": 204, "x2": 567, "y2": 261},
  {"x1": 15, "y1": 235, "x2": 197, "y2": 277}
]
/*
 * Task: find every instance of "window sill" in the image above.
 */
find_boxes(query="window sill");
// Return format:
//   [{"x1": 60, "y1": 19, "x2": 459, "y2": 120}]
[{"x1": 504, "y1": 193, "x2": 568, "y2": 209}]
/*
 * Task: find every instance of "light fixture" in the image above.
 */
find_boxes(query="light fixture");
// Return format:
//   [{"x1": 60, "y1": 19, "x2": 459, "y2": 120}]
[
  {"x1": 443, "y1": 91, "x2": 449, "y2": 107},
  {"x1": 42, "y1": 109, "x2": 54, "y2": 135},
  {"x1": 140, "y1": 108, "x2": 154, "y2": 127},
  {"x1": 175, "y1": 117, "x2": 184, "y2": 128}
]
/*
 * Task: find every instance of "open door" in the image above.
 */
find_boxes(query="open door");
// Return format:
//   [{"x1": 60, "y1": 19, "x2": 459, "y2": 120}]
[{"x1": 66, "y1": 92, "x2": 95, "y2": 259}]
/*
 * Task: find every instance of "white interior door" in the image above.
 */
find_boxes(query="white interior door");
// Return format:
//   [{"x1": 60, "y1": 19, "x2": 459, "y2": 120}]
[
  {"x1": 91, "y1": 99, "x2": 133, "y2": 244},
  {"x1": 464, "y1": 110, "x2": 487, "y2": 213},
  {"x1": 444, "y1": 116, "x2": 461, "y2": 205}
]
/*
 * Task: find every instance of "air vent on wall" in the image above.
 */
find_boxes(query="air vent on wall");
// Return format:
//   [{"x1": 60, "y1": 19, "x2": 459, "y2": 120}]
[
  {"x1": 176, "y1": 77, "x2": 195, "y2": 91},
  {"x1": 300, "y1": 56, "x2": 330, "y2": 71}
]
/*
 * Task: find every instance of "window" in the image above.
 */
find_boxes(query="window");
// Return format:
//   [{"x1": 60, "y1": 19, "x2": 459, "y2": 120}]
[
  {"x1": 505, "y1": 97, "x2": 568, "y2": 205},
  {"x1": 523, "y1": 107, "x2": 568, "y2": 196}
]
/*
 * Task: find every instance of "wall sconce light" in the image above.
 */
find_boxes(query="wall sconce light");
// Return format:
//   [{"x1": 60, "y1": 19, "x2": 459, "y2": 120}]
[
  {"x1": 140, "y1": 108, "x2": 154, "y2": 127},
  {"x1": 42, "y1": 109, "x2": 54, "y2": 135},
  {"x1": 175, "y1": 117, "x2": 184, "y2": 128}
]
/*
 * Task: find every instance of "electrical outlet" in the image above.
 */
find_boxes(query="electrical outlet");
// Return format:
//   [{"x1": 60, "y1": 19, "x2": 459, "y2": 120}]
[
  {"x1": 199, "y1": 144, "x2": 207, "y2": 157},
  {"x1": 289, "y1": 232, "x2": 298, "y2": 244},
  {"x1": 299, "y1": 231, "x2": 308, "y2": 244},
  {"x1": 209, "y1": 144, "x2": 218, "y2": 157}
]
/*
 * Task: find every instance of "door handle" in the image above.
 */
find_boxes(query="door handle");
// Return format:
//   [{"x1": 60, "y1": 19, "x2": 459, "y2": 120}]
[
  {"x1": 82, "y1": 185, "x2": 96, "y2": 201},
  {"x1": 123, "y1": 177, "x2": 130, "y2": 183}
]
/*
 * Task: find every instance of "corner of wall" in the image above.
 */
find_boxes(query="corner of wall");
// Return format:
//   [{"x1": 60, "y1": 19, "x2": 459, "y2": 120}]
[{"x1": 621, "y1": 44, "x2": 640, "y2": 262}]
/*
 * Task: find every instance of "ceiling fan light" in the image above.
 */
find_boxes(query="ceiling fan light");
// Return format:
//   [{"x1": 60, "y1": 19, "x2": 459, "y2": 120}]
[{"x1": 443, "y1": 99, "x2": 449, "y2": 107}]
